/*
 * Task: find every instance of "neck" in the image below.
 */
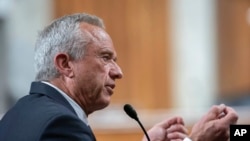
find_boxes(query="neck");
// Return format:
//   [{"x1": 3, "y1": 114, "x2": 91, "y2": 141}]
[{"x1": 49, "y1": 78, "x2": 91, "y2": 116}]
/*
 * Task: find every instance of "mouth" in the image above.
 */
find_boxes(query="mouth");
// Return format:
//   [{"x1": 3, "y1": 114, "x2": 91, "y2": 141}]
[{"x1": 105, "y1": 84, "x2": 115, "y2": 95}]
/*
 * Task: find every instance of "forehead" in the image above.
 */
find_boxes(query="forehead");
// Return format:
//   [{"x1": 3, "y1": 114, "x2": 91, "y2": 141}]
[{"x1": 80, "y1": 22, "x2": 117, "y2": 55}]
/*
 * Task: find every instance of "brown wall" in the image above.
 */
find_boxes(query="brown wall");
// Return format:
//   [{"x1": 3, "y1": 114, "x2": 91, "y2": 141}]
[{"x1": 217, "y1": 0, "x2": 250, "y2": 99}]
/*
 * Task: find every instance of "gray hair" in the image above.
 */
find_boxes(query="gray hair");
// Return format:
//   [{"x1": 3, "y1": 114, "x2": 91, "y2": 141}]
[{"x1": 34, "y1": 13, "x2": 105, "y2": 81}]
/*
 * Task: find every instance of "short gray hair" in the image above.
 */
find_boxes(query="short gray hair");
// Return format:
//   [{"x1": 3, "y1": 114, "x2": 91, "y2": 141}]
[{"x1": 34, "y1": 13, "x2": 105, "y2": 81}]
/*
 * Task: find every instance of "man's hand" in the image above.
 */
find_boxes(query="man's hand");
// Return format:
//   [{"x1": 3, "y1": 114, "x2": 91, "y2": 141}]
[
  {"x1": 189, "y1": 104, "x2": 238, "y2": 141},
  {"x1": 143, "y1": 116, "x2": 188, "y2": 141}
]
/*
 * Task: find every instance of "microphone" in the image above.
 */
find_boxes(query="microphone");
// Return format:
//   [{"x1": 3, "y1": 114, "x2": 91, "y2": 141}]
[{"x1": 123, "y1": 104, "x2": 151, "y2": 141}]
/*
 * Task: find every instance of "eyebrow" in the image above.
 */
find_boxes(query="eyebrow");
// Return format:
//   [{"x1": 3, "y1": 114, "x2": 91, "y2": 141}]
[{"x1": 99, "y1": 49, "x2": 118, "y2": 61}]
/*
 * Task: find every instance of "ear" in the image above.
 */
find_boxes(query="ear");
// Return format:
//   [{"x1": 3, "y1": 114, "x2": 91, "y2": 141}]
[{"x1": 54, "y1": 53, "x2": 74, "y2": 78}]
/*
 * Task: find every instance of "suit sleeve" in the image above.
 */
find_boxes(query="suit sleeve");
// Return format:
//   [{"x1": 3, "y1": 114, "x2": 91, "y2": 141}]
[{"x1": 40, "y1": 114, "x2": 95, "y2": 141}]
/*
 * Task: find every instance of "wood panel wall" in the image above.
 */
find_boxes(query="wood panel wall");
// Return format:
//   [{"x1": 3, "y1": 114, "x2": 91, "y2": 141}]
[
  {"x1": 53, "y1": 0, "x2": 171, "y2": 109},
  {"x1": 217, "y1": 0, "x2": 250, "y2": 99}
]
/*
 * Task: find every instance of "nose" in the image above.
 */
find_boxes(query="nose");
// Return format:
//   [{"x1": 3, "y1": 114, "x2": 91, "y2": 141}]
[{"x1": 109, "y1": 63, "x2": 123, "y2": 79}]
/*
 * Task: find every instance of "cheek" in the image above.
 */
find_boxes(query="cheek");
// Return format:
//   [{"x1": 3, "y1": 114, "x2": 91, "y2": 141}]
[
  {"x1": 89, "y1": 65, "x2": 110, "y2": 84},
  {"x1": 74, "y1": 62, "x2": 109, "y2": 91},
  {"x1": 76, "y1": 71, "x2": 104, "y2": 95}
]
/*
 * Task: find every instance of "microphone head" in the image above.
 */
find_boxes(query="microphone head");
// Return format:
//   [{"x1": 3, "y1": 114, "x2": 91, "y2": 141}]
[{"x1": 123, "y1": 104, "x2": 139, "y2": 121}]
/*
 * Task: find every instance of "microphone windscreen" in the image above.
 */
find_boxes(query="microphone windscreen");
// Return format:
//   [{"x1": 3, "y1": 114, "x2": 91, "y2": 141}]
[{"x1": 124, "y1": 104, "x2": 138, "y2": 121}]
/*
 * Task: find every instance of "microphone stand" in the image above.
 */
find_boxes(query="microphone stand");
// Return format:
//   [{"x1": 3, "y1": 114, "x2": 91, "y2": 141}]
[
  {"x1": 136, "y1": 118, "x2": 151, "y2": 141},
  {"x1": 124, "y1": 104, "x2": 151, "y2": 141}
]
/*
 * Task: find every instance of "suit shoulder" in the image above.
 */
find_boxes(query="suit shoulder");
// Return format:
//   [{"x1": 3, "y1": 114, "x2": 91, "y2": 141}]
[
  {"x1": 0, "y1": 94, "x2": 81, "y2": 141},
  {"x1": 41, "y1": 114, "x2": 94, "y2": 141}
]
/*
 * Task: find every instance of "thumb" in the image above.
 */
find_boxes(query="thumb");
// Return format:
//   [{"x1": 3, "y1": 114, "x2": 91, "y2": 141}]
[
  {"x1": 220, "y1": 106, "x2": 238, "y2": 125},
  {"x1": 204, "y1": 104, "x2": 226, "y2": 122}
]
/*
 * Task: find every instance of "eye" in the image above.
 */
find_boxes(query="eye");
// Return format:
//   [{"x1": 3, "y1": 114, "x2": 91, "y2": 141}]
[{"x1": 102, "y1": 54, "x2": 112, "y2": 61}]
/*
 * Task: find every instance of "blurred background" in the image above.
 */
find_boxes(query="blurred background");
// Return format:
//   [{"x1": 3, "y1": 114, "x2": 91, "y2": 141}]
[{"x1": 0, "y1": 0, "x2": 249, "y2": 140}]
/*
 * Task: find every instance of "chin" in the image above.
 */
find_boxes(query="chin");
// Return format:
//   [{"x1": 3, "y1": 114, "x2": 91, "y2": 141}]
[
  {"x1": 95, "y1": 100, "x2": 110, "y2": 111},
  {"x1": 101, "y1": 100, "x2": 110, "y2": 108}
]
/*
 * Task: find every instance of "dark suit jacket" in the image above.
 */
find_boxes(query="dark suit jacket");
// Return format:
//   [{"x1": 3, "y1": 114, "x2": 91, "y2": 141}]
[{"x1": 0, "y1": 81, "x2": 96, "y2": 141}]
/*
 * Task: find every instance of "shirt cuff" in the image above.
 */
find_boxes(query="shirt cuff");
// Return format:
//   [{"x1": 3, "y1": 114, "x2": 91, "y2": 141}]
[{"x1": 183, "y1": 137, "x2": 192, "y2": 141}]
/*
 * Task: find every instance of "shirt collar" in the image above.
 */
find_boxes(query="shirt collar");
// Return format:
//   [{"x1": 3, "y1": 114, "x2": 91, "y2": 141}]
[{"x1": 41, "y1": 81, "x2": 88, "y2": 125}]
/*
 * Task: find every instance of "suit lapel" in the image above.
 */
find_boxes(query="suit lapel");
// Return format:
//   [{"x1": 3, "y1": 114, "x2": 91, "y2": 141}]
[
  {"x1": 87, "y1": 125, "x2": 96, "y2": 141},
  {"x1": 29, "y1": 81, "x2": 96, "y2": 140},
  {"x1": 29, "y1": 81, "x2": 76, "y2": 115}
]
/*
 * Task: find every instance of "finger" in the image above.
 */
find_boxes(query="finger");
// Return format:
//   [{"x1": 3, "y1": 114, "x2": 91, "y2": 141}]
[
  {"x1": 167, "y1": 124, "x2": 188, "y2": 134},
  {"x1": 159, "y1": 116, "x2": 184, "y2": 129},
  {"x1": 176, "y1": 117, "x2": 185, "y2": 125},
  {"x1": 167, "y1": 132, "x2": 187, "y2": 140},
  {"x1": 204, "y1": 104, "x2": 226, "y2": 121},
  {"x1": 220, "y1": 106, "x2": 238, "y2": 125}
]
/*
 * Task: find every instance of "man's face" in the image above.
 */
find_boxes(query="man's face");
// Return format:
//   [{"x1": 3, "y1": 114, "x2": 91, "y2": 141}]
[{"x1": 72, "y1": 23, "x2": 123, "y2": 114}]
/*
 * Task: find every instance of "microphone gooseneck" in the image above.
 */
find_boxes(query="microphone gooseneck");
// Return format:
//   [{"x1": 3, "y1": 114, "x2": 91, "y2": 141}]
[{"x1": 123, "y1": 104, "x2": 151, "y2": 141}]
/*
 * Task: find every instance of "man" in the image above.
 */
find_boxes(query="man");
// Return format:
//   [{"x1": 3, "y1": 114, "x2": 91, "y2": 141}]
[
  {"x1": 0, "y1": 13, "x2": 237, "y2": 141},
  {"x1": 0, "y1": 13, "x2": 187, "y2": 141}
]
